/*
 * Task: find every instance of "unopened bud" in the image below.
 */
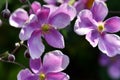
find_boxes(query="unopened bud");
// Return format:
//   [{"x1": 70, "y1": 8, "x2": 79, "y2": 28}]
[
  {"x1": 19, "y1": 0, "x2": 27, "y2": 3},
  {"x1": 1, "y1": 9, "x2": 11, "y2": 19},
  {"x1": 8, "y1": 54, "x2": 15, "y2": 61},
  {"x1": 24, "y1": 49, "x2": 30, "y2": 58}
]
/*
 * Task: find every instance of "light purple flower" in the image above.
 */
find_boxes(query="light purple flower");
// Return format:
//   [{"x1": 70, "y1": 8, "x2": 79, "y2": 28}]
[
  {"x1": 17, "y1": 50, "x2": 70, "y2": 80},
  {"x1": 44, "y1": 0, "x2": 106, "y2": 13},
  {"x1": 74, "y1": 0, "x2": 120, "y2": 57},
  {"x1": 9, "y1": 1, "x2": 76, "y2": 59},
  {"x1": 99, "y1": 54, "x2": 120, "y2": 79}
]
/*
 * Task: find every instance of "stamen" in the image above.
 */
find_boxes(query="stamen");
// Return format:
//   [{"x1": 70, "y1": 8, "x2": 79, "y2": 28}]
[
  {"x1": 39, "y1": 73, "x2": 45, "y2": 80},
  {"x1": 41, "y1": 24, "x2": 50, "y2": 32},
  {"x1": 98, "y1": 22, "x2": 104, "y2": 32},
  {"x1": 86, "y1": 0, "x2": 94, "y2": 9},
  {"x1": 68, "y1": 0, "x2": 75, "y2": 5}
]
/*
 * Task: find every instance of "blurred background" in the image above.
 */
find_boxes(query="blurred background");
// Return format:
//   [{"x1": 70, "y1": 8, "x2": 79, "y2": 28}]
[{"x1": 0, "y1": 0, "x2": 120, "y2": 80}]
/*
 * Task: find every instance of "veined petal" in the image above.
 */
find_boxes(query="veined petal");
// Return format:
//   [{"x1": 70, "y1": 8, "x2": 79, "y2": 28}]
[
  {"x1": 28, "y1": 30, "x2": 45, "y2": 59},
  {"x1": 98, "y1": 34, "x2": 120, "y2": 57},
  {"x1": 86, "y1": 30, "x2": 99, "y2": 47},
  {"x1": 91, "y1": 1, "x2": 108, "y2": 22},
  {"x1": 37, "y1": 7, "x2": 50, "y2": 25},
  {"x1": 49, "y1": 13, "x2": 70, "y2": 29},
  {"x1": 74, "y1": 1, "x2": 86, "y2": 14},
  {"x1": 19, "y1": 14, "x2": 39, "y2": 40},
  {"x1": 17, "y1": 69, "x2": 33, "y2": 80},
  {"x1": 44, "y1": 29, "x2": 65, "y2": 48},
  {"x1": 25, "y1": 75, "x2": 39, "y2": 80},
  {"x1": 46, "y1": 72, "x2": 70, "y2": 80},
  {"x1": 9, "y1": 8, "x2": 28, "y2": 28},
  {"x1": 30, "y1": 58, "x2": 42, "y2": 74},
  {"x1": 52, "y1": 3, "x2": 76, "y2": 20},
  {"x1": 74, "y1": 9, "x2": 97, "y2": 35},
  {"x1": 43, "y1": 50, "x2": 69, "y2": 73},
  {"x1": 105, "y1": 17, "x2": 120, "y2": 33},
  {"x1": 30, "y1": 1, "x2": 41, "y2": 14}
]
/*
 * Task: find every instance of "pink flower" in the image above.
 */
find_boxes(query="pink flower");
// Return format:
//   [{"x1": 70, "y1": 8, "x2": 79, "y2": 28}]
[
  {"x1": 9, "y1": 1, "x2": 76, "y2": 59},
  {"x1": 17, "y1": 50, "x2": 70, "y2": 80}
]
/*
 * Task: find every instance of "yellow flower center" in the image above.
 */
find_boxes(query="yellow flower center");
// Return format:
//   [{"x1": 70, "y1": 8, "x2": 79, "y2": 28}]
[
  {"x1": 98, "y1": 22, "x2": 104, "y2": 33},
  {"x1": 39, "y1": 73, "x2": 45, "y2": 80},
  {"x1": 41, "y1": 24, "x2": 51, "y2": 32},
  {"x1": 68, "y1": 0, "x2": 75, "y2": 5}
]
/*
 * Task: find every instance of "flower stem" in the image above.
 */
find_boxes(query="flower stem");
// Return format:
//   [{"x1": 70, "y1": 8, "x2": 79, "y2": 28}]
[
  {"x1": 0, "y1": 58, "x2": 25, "y2": 68},
  {"x1": 5, "y1": 0, "x2": 8, "y2": 9},
  {"x1": 26, "y1": 0, "x2": 34, "y2": 13}
]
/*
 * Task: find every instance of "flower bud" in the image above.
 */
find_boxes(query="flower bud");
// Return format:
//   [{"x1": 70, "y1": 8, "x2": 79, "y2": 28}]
[
  {"x1": 0, "y1": 19, "x2": 2, "y2": 26},
  {"x1": 24, "y1": 49, "x2": 30, "y2": 58},
  {"x1": 1, "y1": 9, "x2": 11, "y2": 19},
  {"x1": 8, "y1": 54, "x2": 15, "y2": 62},
  {"x1": 19, "y1": 0, "x2": 27, "y2": 3}
]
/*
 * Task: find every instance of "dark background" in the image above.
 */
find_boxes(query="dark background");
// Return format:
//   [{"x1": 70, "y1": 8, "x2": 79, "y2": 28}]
[{"x1": 0, "y1": 0, "x2": 120, "y2": 80}]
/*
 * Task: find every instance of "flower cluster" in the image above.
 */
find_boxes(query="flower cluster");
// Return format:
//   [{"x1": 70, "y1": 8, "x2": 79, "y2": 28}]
[{"x1": 1, "y1": 0, "x2": 120, "y2": 79}]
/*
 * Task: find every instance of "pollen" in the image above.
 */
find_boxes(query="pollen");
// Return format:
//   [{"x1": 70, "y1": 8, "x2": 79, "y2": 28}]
[
  {"x1": 41, "y1": 24, "x2": 50, "y2": 32},
  {"x1": 39, "y1": 73, "x2": 45, "y2": 80},
  {"x1": 68, "y1": 0, "x2": 75, "y2": 5},
  {"x1": 98, "y1": 22, "x2": 104, "y2": 32}
]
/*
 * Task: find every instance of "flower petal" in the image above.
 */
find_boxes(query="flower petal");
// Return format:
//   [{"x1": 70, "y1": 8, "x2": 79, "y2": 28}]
[
  {"x1": 30, "y1": 1, "x2": 41, "y2": 14},
  {"x1": 108, "y1": 64, "x2": 120, "y2": 79},
  {"x1": 86, "y1": 30, "x2": 99, "y2": 47},
  {"x1": 105, "y1": 17, "x2": 120, "y2": 33},
  {"x1": 25, "y1": 75, "x2": 39, "y2": 80},
  {"x1": 98, "y1": 34, "x2": 120, "y2": 57},
  {"x1": 91, "y1": 1, "x2": 108, "y2": 22},
  {"x1": 99, "y1": 54, "x2": 110, "y2": 67},
  {"x1": 49, "y1": 12, "x2": 70, "y2": 29},
  {"x1": 44, "y1": 29, "x2": 64, "y2": 48},
  {"x1": 17, "y1": 69, "x2": 33, "y2": 80},
  {"x1": 37, "y1": 7, "x2": 50, "y2": 25},
  {"x1": 9, "y1": 8, "x2": 28, "y2": 28},
  {"x1": 46, "y1": 72, "x2": 70, "y2": 80},
  {"x1": 30, "y1": 58, "x2": 42, "y2": 74},
  {"x1": 43, "y1": 50, "x2": 69, "y2": 73},
  {"x1": 74, "y1": 9, "x2": 97, "y2": 35},
  {"x1": 74, "y1": 0, "x2": 86, "y2": 13},
  {"x1": 19, "y1": 14, "x2": 39, "y2": 40},
  {"x1": 44, "y1": 0, "x2": 56, "y2": 4},
  {"x1": 49, "y1": 3, "x2": 76, "y2": 29},
  {"x1": 56, "y1": 3, "x2": 76, "y2": 20},
  {"x1": 28, "y1": 30, "x2": 45, "y2": 59}
]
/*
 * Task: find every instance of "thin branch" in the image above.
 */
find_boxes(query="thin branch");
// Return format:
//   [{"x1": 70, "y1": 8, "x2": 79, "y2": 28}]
[{"x1": 0, "y1": 59, "x2": 26, "y2": 69}]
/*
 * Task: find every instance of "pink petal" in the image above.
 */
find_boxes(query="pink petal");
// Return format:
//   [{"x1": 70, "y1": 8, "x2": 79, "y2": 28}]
[
  {"x1": 98, "y1": 34, "x2": 120, "y2": 57},
  {"x1": 86, "y1": 30, "x2": 99, "y2": 47},
  {"x1": 43, "y1": 50, "x2": 69, "y2": 73},
  {"x1": 74, "y1": 10, "x2": 97, "y2": 35},
  {"x1": 27, "y1": 30, "x2": 45, "y2": 59},
  {"x1": 30, "y1": 58, "x2": 42, "y2": 74},
  {"x1": 44, "y1": 29, "x2": 65, "y2": 48},
  {"x1": 46, "y1": 72, "x2": 70, "y2": 80},
  {"x1": 17, "y1": 69, "x2": 33, "y2": 80},
  {"x1": 105, "y1": 17, "x2": 120, "y2": 33},
  {"x1": 19, "y1": 14, "x2": 39, "y2": 40},
  {"x1": 30, "y1": 1, "x2": 41, "y2": 14},
  {"x1": 91, "y1": 1, "x2": 108, "y2": 22},
  {"x1": 9, "y1": 8, "x2": 28, "y2": 28}
]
